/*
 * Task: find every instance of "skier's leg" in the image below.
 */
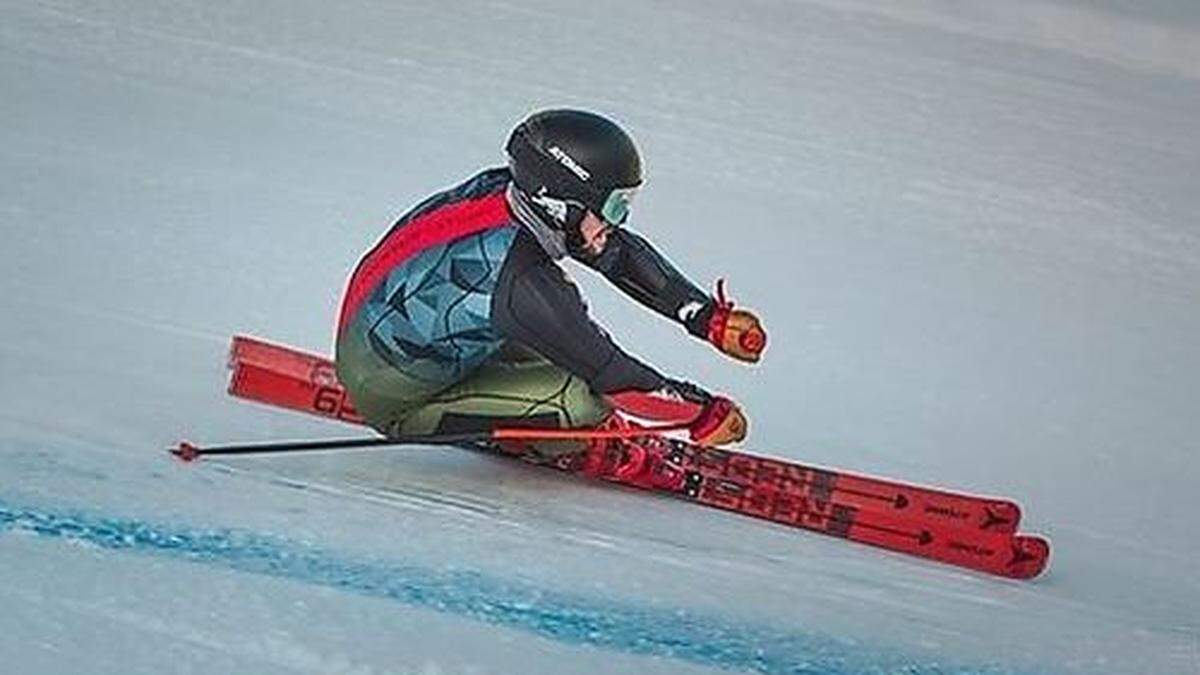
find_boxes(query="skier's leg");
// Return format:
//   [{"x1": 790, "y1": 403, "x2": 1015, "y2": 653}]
[
  {"x1": 334, "y1": 328, "x2": 445, "y2": 437},
  {"x1": 396, "y1": 350, "x2": 682, "y2": 486},
  {"x1": 340, "y1": 332, "x2": 675, "y2": 483},
  {"x1": 338, "y1": 327, "x2": 608, "y2": 437},
  {"x1": 391, "y1": 352, "x2": 609, "y2": 440}
]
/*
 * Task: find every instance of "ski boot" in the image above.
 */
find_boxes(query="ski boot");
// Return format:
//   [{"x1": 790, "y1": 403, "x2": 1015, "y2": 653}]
[{"x1": 580, "y1": 413, "x2": 686, "y2": 491}]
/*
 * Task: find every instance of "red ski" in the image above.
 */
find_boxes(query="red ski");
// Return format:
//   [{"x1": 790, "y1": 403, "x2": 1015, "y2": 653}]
[
  {"x1": 224, "y1": 335, "x2": 1049, "y2": 579},
  {"x1": 655, "y1": 438, "x2": 1048, "y2": 579},
  {"x1": 228, "y1": 335, "x2": 1024, "y2": 535}
]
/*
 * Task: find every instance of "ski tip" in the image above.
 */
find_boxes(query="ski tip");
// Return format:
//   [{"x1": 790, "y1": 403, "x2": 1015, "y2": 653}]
[
  {"x1": 1005, "y1": 535, "x2": 1051, "y2": 580},
  {"x1": 171, "y1": 441, "x2": 201, "y2": 463}
]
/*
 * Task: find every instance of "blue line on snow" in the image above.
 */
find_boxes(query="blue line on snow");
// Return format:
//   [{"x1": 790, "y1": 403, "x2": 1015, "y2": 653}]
[{"x1": 0, "y1": 500, "x2": 1023, "y2": 675}]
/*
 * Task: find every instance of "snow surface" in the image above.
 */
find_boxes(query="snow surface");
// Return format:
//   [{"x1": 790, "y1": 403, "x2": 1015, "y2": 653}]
[{"x1": 3, "y1": 1, "x2": 1199, "y2": 673}]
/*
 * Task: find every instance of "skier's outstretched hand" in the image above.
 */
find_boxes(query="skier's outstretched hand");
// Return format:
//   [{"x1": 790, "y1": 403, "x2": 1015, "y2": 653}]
[
  {"x1": 689, "y1": 395, "x2": 748, "y2": 446},
  {"x1": 706, "y1": 280, "x2": 766, "y2": 363}
]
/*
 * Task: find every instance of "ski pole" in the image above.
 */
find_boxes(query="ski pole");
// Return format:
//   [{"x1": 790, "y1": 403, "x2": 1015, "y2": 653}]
[
  {"x1": 171, "y1": 422, "x2": 690, "y2": 462},
  {"x1": 170, "y1": 435, "x2": 480, "y2": 462}
]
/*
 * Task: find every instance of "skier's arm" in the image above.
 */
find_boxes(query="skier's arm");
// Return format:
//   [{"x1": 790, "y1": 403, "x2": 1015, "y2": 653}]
[
  {"x1": 493, "y1": 232, "x2": 674, "y2": 395},
  {"x1": 586, "y1": 228, "x2": 767, "y2": 363},
  {"x1": 583, "y1": 228, "x2": 715, "y2": 338}
]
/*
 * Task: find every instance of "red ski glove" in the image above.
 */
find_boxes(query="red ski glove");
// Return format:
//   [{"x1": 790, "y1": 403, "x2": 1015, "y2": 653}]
[
  {"x1": 706, "y1": 279, "x2": 766, "y2": 363},
  {"x1": 688, "y1": 395, "x2": 748, "y2": 447}
]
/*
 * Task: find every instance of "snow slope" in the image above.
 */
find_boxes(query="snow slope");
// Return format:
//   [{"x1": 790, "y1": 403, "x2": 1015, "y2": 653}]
[{"x1": 2, "y1": 1, "x2": 1198, "y2": 672}]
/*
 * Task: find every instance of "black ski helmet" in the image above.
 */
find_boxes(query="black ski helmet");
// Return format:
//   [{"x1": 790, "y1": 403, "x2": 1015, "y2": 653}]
[{"x1": 506, "y1": 109, "x2": 642, "y2": 230}]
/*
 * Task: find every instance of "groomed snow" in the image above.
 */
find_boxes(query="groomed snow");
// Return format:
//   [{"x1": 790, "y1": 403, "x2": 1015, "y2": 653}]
[{"x1": 2, "y1": 1, "x2": 1198, "y2": 673}]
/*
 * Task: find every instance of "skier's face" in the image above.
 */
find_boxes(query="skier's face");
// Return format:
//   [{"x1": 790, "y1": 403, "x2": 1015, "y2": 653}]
[{"x1": 578, "y1": 211, "x2": 614, "y2": 258}]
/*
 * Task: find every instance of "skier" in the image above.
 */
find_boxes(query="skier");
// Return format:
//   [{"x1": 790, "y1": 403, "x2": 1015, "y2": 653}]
[{"x1": 335, "y1": 109, "x2": 766, "y2": 482}]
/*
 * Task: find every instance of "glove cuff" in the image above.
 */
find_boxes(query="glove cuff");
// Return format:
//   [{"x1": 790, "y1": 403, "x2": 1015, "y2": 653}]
[
  {"x1": 689, "y1": 396, "x2": 735, "y2": 443},
  {"x1": 704, "y1": 279, "x2": 766, "y2": 362}
]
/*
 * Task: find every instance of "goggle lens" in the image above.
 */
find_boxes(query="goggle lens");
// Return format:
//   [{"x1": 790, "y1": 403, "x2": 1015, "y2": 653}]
[{"x1": 600, "y1": 186, "x2": 639, "y2": 225}]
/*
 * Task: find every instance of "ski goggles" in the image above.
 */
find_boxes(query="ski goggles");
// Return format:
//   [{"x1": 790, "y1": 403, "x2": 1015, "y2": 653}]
[{"x1": 599, "y1": 186, "x2": 639, "y2": 226}]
